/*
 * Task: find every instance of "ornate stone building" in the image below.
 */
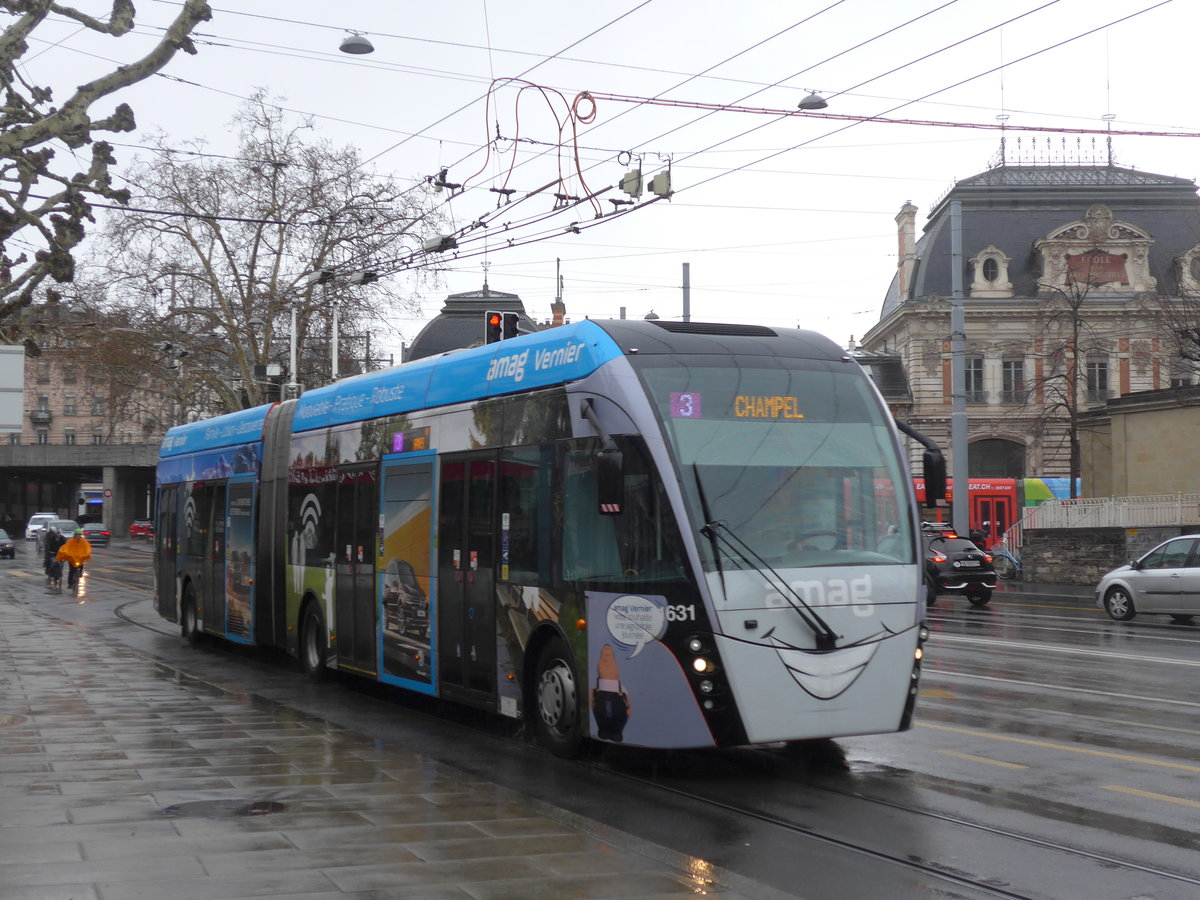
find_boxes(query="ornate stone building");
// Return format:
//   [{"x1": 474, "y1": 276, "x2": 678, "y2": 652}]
[{"x1": 860, "y1": 148, "x2": 1200, "y2": 483}]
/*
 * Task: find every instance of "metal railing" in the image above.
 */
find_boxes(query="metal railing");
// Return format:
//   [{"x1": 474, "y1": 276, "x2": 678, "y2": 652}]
[{"x1": 1024, "y1": 493, "x2": 1200, "y2": 529}]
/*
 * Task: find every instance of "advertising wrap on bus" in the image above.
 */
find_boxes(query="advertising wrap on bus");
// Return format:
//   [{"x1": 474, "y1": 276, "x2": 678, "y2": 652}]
[{"x1": 153, "y1": 319, "x2": 940, "y2": 756}]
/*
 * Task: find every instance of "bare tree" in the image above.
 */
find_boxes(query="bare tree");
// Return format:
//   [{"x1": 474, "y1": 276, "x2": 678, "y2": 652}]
[
  {"x1": 0, "y1": 0, "x2": 211, "y2": 335},
  {"x1": 94, "y1": 93, "x2": 443, "y2": 414}
]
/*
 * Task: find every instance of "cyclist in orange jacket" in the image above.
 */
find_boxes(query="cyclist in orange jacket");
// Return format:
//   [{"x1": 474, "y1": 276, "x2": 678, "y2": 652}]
[{"x1": 55, "y1": 529, "x2": 92, "y2": 592}]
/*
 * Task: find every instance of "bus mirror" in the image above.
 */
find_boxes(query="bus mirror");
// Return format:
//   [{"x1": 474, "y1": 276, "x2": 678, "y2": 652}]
[
  {"x1": 922, "y1": 449, "x2": 946, "y2": 508},
  {"x1": 597, "y1": 448, "x2": 624, "y2": 515}
]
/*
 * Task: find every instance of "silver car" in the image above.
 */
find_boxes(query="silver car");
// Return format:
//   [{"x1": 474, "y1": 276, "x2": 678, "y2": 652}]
[{"x1": 1096, "y1": 534, "x2": 1200, "y2": 624}]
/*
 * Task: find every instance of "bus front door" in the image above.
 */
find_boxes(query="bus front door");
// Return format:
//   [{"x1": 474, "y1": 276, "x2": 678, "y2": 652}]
[{"x1": 437, "y1": 454, "x2": 497, "y2": 706}]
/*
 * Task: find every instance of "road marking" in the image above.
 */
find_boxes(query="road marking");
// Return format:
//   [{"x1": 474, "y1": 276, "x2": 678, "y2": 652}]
[
  {"x1": 934, "y1": 633, "x2": 1200, "y2": 668},
  {"x1": 929, "y1": 670, "x2": 1200, "y2": 710},
  {"x1": 937, "y1": 749, "x2": 1028, "y2": 769},
  {"x1": 1102, "y1": 785, "x2": 1200, "y2": 809},
  {"x1": 1025, "y1": 707, "x2": 1200, "y2": 738},
  {"x1": 920, "y1": 688, "x2": 955, "y2": 699},
  {"x1": 920, "y1": 722, "x2": 1200, "y2": 773}
]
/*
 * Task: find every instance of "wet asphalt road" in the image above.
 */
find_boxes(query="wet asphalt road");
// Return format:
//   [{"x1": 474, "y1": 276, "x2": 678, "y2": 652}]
[{"x1": 3, "y1": 540, "x2": 1199, "y2": 899}]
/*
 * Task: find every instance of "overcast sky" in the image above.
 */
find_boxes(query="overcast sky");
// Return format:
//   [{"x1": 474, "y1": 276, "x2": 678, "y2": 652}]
[{"x1": 28, "y1": 0, "x2": 1200, "y2": 354}]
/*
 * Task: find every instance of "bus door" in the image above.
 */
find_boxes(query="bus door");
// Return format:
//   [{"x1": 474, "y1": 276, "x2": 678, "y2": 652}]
[
  {"x1": 334, "y1": 466, "x2": 378, "y2": 675},
  {"x1": 154, "y1": 485, "x2": 177, "y2": 620},
  {"x1": 224, "y1": 477, "x2": 256, "y2": 643},
  {"x1": 437, "y1": 453, "x2": 497, "y2": 705},
  {"x1": 200, "y1": 483, "x2": 227, "y2": 633},
  {"x1": 379, "y1": 457, "x2": 436, "y2": 692}
]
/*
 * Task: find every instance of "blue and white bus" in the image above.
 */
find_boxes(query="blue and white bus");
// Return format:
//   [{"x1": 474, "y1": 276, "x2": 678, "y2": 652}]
[{"x1": 154, "y1": 319, "x2": 943, "y2": 755}]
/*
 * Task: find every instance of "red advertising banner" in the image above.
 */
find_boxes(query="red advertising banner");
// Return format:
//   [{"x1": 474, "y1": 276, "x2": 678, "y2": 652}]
[{"x1": 1067, "y1": 251, "x2": 1127, "y2": 285}]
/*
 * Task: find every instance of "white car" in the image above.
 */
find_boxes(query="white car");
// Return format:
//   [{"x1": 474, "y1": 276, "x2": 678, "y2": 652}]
[
  {"x1": 25, "y1": 512, "x2": 57, "y2": 542},
  {"x1": 1096, "y1": 534, "x2": 1200, "y2": 624}
]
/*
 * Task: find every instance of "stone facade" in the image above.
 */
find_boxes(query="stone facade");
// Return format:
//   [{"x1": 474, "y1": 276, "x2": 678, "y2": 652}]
[
  {"x1": 1022, "y1": 525, "x2": 1200, "y2": 585},
  {"x1": 861, "y1": 153, "x2": 1200, "y2": 484},
  {"x1": 1080, "y1": 385, "x2": 1200, "y2": 497}
]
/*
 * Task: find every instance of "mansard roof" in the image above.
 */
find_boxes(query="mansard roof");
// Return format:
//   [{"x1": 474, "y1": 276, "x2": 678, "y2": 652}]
[
  {"x1": 405, "y1": 283, "x2": 538, "y2": 362},
  {"x1": 880, "y1": 161, "x2": 1200, "y2": 318}
]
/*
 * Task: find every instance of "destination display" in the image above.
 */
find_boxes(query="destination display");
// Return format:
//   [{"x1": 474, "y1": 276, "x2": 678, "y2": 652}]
[{"x1": 669, "y1": 390, "x2": 806, "y2": 420}]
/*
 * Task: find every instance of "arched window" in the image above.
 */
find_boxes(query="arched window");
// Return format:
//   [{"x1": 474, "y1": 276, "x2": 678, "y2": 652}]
[{"x1": 968, "y1": 439, "x2": 1025, "y2": 479}]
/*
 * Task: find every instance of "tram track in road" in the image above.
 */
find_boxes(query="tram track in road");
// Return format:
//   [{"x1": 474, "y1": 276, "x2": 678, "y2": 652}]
[
  {"x1": 19, "y1": 561, "x2": 1199, "y2": 898},
  {"x1": 584, "y1": 742, "x2": 1200, "y2": 900}
]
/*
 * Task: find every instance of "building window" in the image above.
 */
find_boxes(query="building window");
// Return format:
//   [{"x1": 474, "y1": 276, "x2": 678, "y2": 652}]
[
  {"x1": 965, "y1": 355, "x2": 986, "y2": 403},
  {"x1": 91, "y1": 433, "x2": 104, "y2": 445},
  {"x1": 36, "y1": 394, "x2": 49, "y2": 411},
  {"x1": 62, "y1": 365, "x2": 77, "y2": 384},
  {"x1": 1086, "y1": 357, "x2": 1110, "y2": 403},
  {"x1": 64, "y1": 428, "x2": 76, "y2": 445},
  {"x1": 982, "y1": 258, "x2": 999, "y2": 282},
  {"x1": 36, "y1": 430, "x2": 48, "y2": 444},
  {"x1": 91, "y1": 398, "x2": 104, "y2": 416},
  {"x1": 1001, "y1": 359, "x2": 1025, "y2": 403},
  {"x1": 8, "y1": 433, "x2": 19, "y2": 445},
  {"x1": 63, "y1": 394, "x2": 76, "y2": 416},
  {"x1": 36, "y1": 360, "x2": 50, "y2": 384}
]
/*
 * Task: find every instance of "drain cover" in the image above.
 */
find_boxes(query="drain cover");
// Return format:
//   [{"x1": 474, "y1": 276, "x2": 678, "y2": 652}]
[{"x1": 161, "y1": 799, "x2": 287, "y2": 818}]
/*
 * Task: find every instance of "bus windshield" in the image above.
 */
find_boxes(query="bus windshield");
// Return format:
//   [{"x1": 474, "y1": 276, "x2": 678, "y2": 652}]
[{"x1": 636, "y1": 357, "x2": 914, "y2": 569}]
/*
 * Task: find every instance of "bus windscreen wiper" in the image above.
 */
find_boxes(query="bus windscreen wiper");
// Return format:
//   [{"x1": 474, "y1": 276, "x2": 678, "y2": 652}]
[{"x1": 699, "y1": 519, "x2": 839, "y2": 651}]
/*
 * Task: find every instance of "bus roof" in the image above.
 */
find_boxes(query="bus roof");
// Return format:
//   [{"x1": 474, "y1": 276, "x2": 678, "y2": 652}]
[
  {"x1": 160, "y1": 403, "x2": 274, "y2": 458},
  {"x1": 159, "y1": 319, "x2": 850, "y2": 454},
  {"x1": 291, "y1": 319, "x2": 624, "y2": 432}
]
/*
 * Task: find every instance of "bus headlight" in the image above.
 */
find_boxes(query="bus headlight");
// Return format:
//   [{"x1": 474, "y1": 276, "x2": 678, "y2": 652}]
[
  {"x1": 687, "y1": 636, "x2": 705, "y2": 654},
  {"x1": 692, "y1": 657, "x2": 714, "y2": 674},
  {"x1": 698, "y1": 679, "x2": 715, "y2": 694}
]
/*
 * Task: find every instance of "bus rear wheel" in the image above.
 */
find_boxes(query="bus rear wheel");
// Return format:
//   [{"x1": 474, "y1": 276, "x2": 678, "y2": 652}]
[
  {"x1": 532, "y1": 637, "x2": 582, "y2": 758},
  {"x1": 300, "y1": 604, "x2": 328, "y2": 682},
  {"x1": 181, "y1": 586, "x2": 201, "y2": 645}
]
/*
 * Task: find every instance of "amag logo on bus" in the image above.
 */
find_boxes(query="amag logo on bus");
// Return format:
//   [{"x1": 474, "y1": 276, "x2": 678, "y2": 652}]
[{"x1": 485, "y1": 341, "x2": 587, "y2": 385}]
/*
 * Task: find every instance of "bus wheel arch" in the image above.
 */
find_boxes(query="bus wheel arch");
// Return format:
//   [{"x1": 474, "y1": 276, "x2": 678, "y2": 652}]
[
  {"x1": 298, "y1": 594, "x2": 329, "y2": 682},
  {"x1": 526, "y1": 629, "x2": 584, "y2": 758}
]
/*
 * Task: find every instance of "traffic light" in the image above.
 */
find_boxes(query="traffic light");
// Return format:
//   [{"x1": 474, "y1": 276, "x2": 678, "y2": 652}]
[
  {"x1": 485, "y1": 310, "x2": 503, "y2": 343},
  {"x1": 502, "y1": 312, "x2": 520, "y2": 340}
]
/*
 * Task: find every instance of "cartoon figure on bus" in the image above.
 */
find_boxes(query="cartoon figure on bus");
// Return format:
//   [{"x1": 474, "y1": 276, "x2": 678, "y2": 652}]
[{"x1": 591, "y1": 643, "x2": 631, "y2": 741}]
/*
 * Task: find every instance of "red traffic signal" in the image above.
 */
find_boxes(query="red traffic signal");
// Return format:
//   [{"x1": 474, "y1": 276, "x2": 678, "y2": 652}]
[
  {"x1": 485, "y1": 311, "x2": 503, "y2": 343},
  {"x1": 485, "y1": 310, "x2": 522, "y2": 342}
]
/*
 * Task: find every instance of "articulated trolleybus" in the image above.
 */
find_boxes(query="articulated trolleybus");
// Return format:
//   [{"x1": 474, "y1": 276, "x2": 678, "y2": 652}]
[{"x1": 155, "y1": 319, "x2": 943, "y2": 756}]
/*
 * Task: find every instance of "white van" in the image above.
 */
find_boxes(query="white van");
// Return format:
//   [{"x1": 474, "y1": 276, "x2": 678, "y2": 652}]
[{"x1": 25, "y1": 512, "x2": 58, "y2": 542}]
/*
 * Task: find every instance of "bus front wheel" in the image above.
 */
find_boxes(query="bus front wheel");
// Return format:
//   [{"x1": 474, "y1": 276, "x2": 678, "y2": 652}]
[
  {"x1": 532, "y1": 637, "x2": 582, "y2": 758},
  {"x1": 300, "y1": 604, "x2": 328, "y2": 682}
]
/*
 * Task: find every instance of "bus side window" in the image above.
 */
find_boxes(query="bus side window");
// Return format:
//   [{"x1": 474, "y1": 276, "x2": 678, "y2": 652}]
[
  {"x1": 499, "y1": 446, "x2": 549, "y2": 583},
  {"x1": 562, "y1": 447, "x2": 625, "y2": 581}
]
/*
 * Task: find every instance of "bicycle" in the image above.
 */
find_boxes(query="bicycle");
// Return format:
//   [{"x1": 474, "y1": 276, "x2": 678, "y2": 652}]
[
  {"x1": 67, "y1": 563, "x2": 84, "y2": 597},
  {"x1": 47, "y1": 560, "x2": 62, "y2": 593},
  {"x1": 990, "y1": 538, "x2": 1021, "y2": 580}
]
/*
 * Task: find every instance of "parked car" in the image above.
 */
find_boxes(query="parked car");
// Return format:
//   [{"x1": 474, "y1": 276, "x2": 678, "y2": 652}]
[
  {"x1": 81, "y1": 522, "x2": 111, "y2": 547},
  {"x1": 1095, "y1": 534, "x2": 1200, "y2": 624},
  {"x1": 0, "y1": 529, "x2": 14, "y2": 558},
  {"x1": 25, "y1": 512, "x2": 58, "y2": 542},
  {"x1": 922, "y1": 522, "x2": 996, "y2": 607},
  {"x1": 129, "y1": 519, "x2": 154, "y2": 538}
]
